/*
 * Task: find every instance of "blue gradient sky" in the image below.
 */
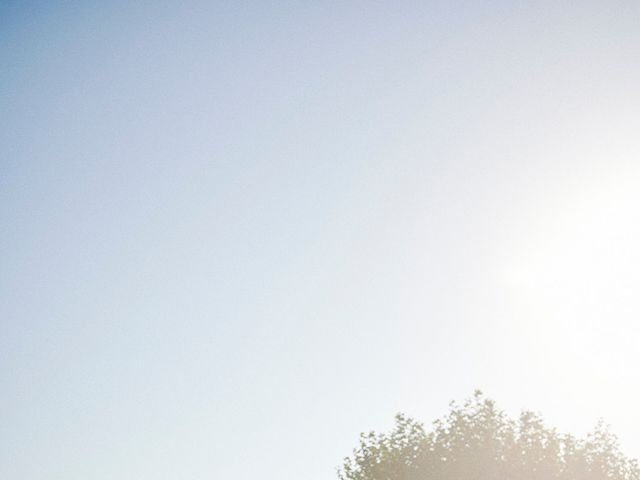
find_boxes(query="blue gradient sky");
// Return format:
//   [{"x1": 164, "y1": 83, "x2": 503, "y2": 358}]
[{"x1": 2, "y1": 1, "x2": 640, "y2": 479}]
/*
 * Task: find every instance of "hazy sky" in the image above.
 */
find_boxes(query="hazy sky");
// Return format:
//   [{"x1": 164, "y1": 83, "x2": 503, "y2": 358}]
[{"x1": 2, "y1": 1, "x2": 640, "y2": 479}]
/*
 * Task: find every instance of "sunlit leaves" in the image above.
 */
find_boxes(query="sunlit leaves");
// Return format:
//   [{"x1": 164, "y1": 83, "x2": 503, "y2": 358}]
[{"x1": 338, "y1": 391, "x2": 638, "y2": 480}]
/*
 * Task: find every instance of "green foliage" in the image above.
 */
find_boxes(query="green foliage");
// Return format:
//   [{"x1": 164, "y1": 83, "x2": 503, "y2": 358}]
[{"x1": 339, "y1": 391, "x2": 639, "y2": 480}]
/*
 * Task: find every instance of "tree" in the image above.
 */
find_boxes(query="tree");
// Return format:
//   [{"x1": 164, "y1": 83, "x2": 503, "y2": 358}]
[{"x1": 338, "y1": 391, "x2": 639, "y2": 480}]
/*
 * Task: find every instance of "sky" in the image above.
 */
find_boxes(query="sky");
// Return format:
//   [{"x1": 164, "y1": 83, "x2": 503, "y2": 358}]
[{"x1": 2, "y1": 1, "x2": 640, "y2": 479}]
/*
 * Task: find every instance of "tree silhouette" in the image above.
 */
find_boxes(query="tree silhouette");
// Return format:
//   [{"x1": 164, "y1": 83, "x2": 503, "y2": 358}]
[{"x1": 338, "y1": 391, "x2": 638, "y2": 480}]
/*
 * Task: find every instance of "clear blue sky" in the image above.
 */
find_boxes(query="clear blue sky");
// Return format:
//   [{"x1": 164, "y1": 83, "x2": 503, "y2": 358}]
[{"x1": 2, "y1": 1, "x2": 640, "y2": 479}]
